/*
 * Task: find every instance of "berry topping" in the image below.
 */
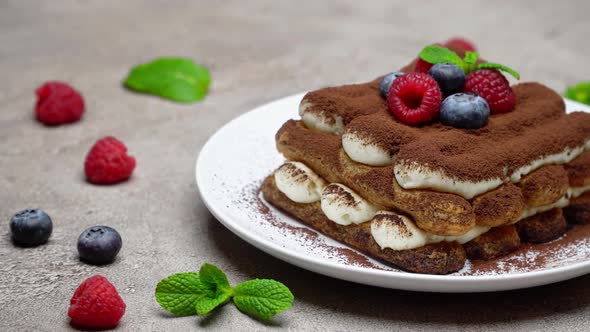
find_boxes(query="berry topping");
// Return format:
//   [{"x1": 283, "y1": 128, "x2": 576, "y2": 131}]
[
  {"x1": 84, "y1": 136, "x2": 136, "y2": 185},
  {"x1": 428, "y1": 63, "x2": 466, "y2": 96},
  {"x1": 68, "y1": 275, "x2": 126, "y2": 329},
  {"x1": 35, "y1": 81, "x2": 85, "y2": 126},
  {"x1": 77, "y1": 225, "x2": 122, "y2": 265},
  {"x1": 464, "y1": 69, "x2": 516, "y2": 114},
  {"x1": 414, "y1": 43, "x2": 443, "y2": 73},
  {"x1": 379, "y1": 72, "x2": 404, "y2": 97},
  {"x1": 444, "y1": 37, "x2": 477, "y2": 52},
  {"x1": 387, "y1": 73, "x2": 442, "y2": 125},
  {"x1": 10, "y1": 209, "x2": 53, "y2": 247},
  {"x1": 439, "y1": 93, "x2": 490, "y2": 129},
  {"x1": 414, "y1": 58, "x2": 434, "y2": 74}
]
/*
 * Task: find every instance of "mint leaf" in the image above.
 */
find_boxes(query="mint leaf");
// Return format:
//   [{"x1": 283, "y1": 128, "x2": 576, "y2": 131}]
[
  {"x1": 192, "y1": 263, "x2": 233, "y2": 316},
  {"x1": 233, "y1": 279, "x2": 294, "y2": 320},
  {"x1": 199, "y1": 263, "x2": 232, "y2": 296},
  {"x1": 463, "y1": 51, "x2": 478, "y2": 65},
  {"x1": 565, "y1": 82, "x2": 590, "y2": 105},
  {"x1": 475, "y1": 62, "x2": 520, "y2": 79},
  {"x1": 155, "y1": 272, "x2": 207, "y2": 316},
  {"x1": 124, "y1": 57, "x2": 211, "y2": 103},
  {"x1": 195, "y1": 293, "x2": 231, "y2": 316},
  {"x1": 418, "y1": 45, "x2": 463, "y2": 67}
]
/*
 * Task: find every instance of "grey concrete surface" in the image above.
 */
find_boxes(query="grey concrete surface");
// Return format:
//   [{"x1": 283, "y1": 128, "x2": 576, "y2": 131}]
[{"x1": 1, "y1": 0, "x2": 589, "y2": 331}]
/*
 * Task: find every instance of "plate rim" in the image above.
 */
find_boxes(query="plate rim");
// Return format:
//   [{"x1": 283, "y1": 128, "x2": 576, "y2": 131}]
[{"x1": 196, "y1": 93, "x2": 590, "y2": 292}]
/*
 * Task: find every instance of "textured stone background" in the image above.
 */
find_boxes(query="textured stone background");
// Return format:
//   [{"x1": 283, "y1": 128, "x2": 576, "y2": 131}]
[{"x1": 1, "y1": 0, "x2": 589, "y2": 331}]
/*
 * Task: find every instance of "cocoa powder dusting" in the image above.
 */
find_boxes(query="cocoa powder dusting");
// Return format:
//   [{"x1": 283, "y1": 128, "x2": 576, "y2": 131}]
[
  {"x1": 302, "y1": 80, "x2": 385, "y2": 124},
  {"x1": 301, "y1": 78, "x2": 590, "y2": 183},
  {"x1": 458, "y1": 224, "x2": 590, "y2": 276},
  {"x1": 236, "y1": 181, "x2": 384, "y2": 270},
  {"x1": 566, "y1": 151, "x2": 590, "y2": 187}
]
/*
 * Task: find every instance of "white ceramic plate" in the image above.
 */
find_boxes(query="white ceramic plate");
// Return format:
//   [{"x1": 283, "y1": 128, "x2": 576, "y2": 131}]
[{"x1": 196, "y1": 93, "x2": 590, "y2": 293}]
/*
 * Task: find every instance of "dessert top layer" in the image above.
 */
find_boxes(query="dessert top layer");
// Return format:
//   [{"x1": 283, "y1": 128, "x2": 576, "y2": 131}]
[{"x1": 299, "y1": 80, "x2": 590, "y2": 198}]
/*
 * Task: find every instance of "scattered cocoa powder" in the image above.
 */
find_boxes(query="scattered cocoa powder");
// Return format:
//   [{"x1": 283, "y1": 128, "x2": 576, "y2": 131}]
[
  {"x1": 235, "y1": 179, "x2": 590, "y2": 275},
  {"x1": 462, "y1": 223, "x2": 590, "y2": 275},
  {"x1": 236, "y1": 181, "x2": 385, "y2": 270}
]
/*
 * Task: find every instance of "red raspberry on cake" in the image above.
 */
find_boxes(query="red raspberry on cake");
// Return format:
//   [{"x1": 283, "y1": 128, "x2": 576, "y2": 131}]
[
  {"x1": 68, "y1": 275, "x2": 126, "y2": 329},
  {"x1": 444, "y1": 37, "x2": 477, "y2": 52},
  {"x1": 387, "y1": 73, "x2": 442, "y2": 125},
  {"x1": 414, "y1": 43, "x2": 443, "y2": 73},
  {"x1": 35, "y1": 81, "x2": 85, "y2": 126},
  {"x1": 85, "y1": 136, "x2": 136, "y2": 184},
  {"x1": 464, "y1": 69, "x2": 516, "y2": 114},
  {"x1": 414, "y1": 58, "x2": 434, "y2": 74}
]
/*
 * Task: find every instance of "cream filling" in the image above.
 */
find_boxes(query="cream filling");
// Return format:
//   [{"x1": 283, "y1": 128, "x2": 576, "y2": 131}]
[
  {"x1": 274, "y1": 160, "x2": 590, "y2": 251},
  {"x1": 342, "y1": 131, "x2": 395, "y2": 166},
  {"x1": 299, "y1": 101, "x2": 344, "y2": 135},
  {"x1": 567, "y1": 185, "x2": 590, "y2": 199},
  {"x1": 394, "y1": 140, "x2": 590, "y2": 199},
  {"x1": 370, "y1": 211, "x2": 490, "y2": 251},
  {"x1": 515, "y1": 196, "x2": 570, "y2": 222},
  {"x1": 320, "y1": 183, "x2": 378, "y2": 226},
  {"x1": 394, "y1": 161, "x2": 504, "y2": 200},
  {"x1": 274, "y1": 162, "x2": 326, "y2": 203},
  {"x1": 515, "y1": 185, "x2": 590, "y2": 222},
  {"x1": 510, "y1": 143, "x2": 589, "y2": 182}
]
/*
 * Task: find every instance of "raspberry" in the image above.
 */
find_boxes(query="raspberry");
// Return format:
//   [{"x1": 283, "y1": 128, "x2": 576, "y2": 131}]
[
  {"x1": 387, "y1": 73, "x2": 442, "y2": 125},
  {"x1": 464, "y1": 69, "x2": 516, "y2": 114},
  {"x1": 444, "y1": 37, "x2": 477, "y2": 52},
  {"x1": 414, "y1": 43, "x2": 443, "y2": 73},
  {"x1": 35, "y1": 81, "x2": 85, "y2": 126},
  {"x1": 68, "y1": 275, "x2": 126, "y2": 329},
  {"x1": 84, "y1": 137, "x2": 136, "y2": 184},
  {"x1": 414, "y1": 58, "x2": 434, "y2": 73}
]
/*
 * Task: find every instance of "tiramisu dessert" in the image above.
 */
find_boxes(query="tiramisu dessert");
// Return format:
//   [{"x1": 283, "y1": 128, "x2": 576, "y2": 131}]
[{"x1": 261, "y1": 41, "x2": 590, "y2": 274}]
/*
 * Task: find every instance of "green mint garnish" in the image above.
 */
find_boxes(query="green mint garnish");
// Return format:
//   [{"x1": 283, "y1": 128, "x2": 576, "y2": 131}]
[
  {"x1": 199, "y1": 263, "x2": 232, "y2": 295},
  {"x1": 195, "y1": 294, "x2": 232, "y2": 316},
  {"x1": 418, "y1": 46, "x2": 463, "y2": 68},
  {"x1": 155, "y1": 263, "x2": 294, "y2": 321},
  {"x1": 155, "y1": 272, "x2": 206, "y2": 316},
  {"x1": 195, "y1": 263, "x2": 232, "y2": 316},
  {"x1": 565, "y1": 82, "x2": 590, "y2": 105},
  {"x1": 474, "y1": 62, "x2": 520, "y2": 80},
  {"x1": 463, "y1": 51, "x2": 478, "y2": 65},
  {"x1": 233, "y1": 279, "x2": 295, "y2": 320},
  {"x1": 418, "y1": 45, "x2": 520, "y2": 79},
  {"x1": 124, "y1": 57, "x2": 211, "y2": 103}
]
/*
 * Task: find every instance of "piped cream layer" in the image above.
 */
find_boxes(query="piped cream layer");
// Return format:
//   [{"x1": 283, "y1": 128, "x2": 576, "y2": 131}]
[
  {"x1": 394, "y1": 140, "x2": 590, "y2": 199},
  {"x1": 299, "y1": 101, "x2": 344, "y2": 135},
  {"x1": 273, "y1": 161, "x2": 590, "y2": 251}
]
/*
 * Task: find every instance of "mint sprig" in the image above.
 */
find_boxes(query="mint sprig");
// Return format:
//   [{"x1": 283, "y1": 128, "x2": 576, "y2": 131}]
[
  {"x1": 418, "y1": 45, "x2": 520, "y2": 79},
  {"x1": 565, "y1": 82, "x2": 590, "y2": 106},
  {"x1": 233, "y1": 279, "x2": 294, "y2": 320},
  {"x1": 418, "y1": 46, "x2": 463, "y2": 68},
  {"x1": 475, "y1": 62, "x2": 520, "y2": 80},
  {"x1": 124, "y1": 57, "x2": 211, "y2": 103},
  {"x1": 196, "y1": 263, "x2": 232, "y2": 315},
  {"x1": 155, "y1": 272, "x2": 205, "y2": 316},
  {"x1": 155, "y1": 263, "x2": 294, "y2": 321}
]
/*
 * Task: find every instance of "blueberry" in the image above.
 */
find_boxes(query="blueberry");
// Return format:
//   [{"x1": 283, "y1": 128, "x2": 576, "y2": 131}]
[
  {"x1": 10, "y1": 209, "x2": 53, "y2": 247},
  {"x1": 440, "y1": 93, "x2": 490, "y2": 129},
  {"x1": 379, "y1": 72, "x2": 404, "y2": 97},
  {"x1": 428, "y1": 63, "x2": 466, "y2": 96},
  {"x1": 77, "y1": 226, "x2": 122, "y2": 265}
]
